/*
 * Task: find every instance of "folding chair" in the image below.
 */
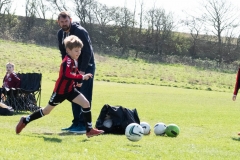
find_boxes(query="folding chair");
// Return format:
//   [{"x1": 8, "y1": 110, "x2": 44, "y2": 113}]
[{"x1": 1, "y1": 73, "x2": 42, "y2": 113}]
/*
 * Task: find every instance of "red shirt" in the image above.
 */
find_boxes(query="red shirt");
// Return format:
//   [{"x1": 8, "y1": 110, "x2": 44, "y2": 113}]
[
  {"x1": 2, "y1": 72, "x2": 21, "y2": 88},
  {"x1": 53, "y1": 55, "x2": 83, "y2": 94}
]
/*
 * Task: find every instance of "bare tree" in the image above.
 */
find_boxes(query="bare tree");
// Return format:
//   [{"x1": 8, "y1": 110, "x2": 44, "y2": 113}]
[
  {"x1": 145, "y1": 7, "x2": 174, "y2": 55},
  {"x1": 200, "y1": 0, "x2": 240, "y2": 62},
  {"x1": 35, "y1": 0, "x2": 50, "y2": 19},
  {"x1": 133, "y1": 0, "x2": 144, "y2": 58},
  {"x1": 138, "y1": 0, "x2": 144, "y2": 34},
  {"x1": 91, "y1": 2, "x2": 115, "y2": 26},
  {"x1": 183, "y1": 16, "x2": 203, "y2": 58},
  {"x1": 132, "y1": 0, "x2": 136, "y2": 29},
  {"x1": 25, "y1": 0, "x2": 37, "y2": 17},
  {"x1": 114, "y1": 7, "x2": 134, "y2": 55},
  {"x1": 72, "y1": 0, "x2": 95, "y2": 26},
  {"x1": 90, "y1": 2, "x2": 117, "y2": 48},
  {"x1": 0, "y1": 0, "x2": 17, "y2": 33},
  {"x1": 47, "y1": 0, "x2": 69, "y2": 12},
  {"x1": 0, "y1": 0, "x2": 12, "y2": 14}
]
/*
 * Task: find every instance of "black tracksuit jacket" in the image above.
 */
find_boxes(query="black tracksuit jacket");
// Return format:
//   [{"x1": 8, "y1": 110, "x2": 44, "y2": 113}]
[{"x1": 57, "y1": 22, "x2": 95, "y2": 72}]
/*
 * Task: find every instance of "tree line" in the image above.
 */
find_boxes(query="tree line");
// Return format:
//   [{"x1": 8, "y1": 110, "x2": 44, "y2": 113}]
[{"x1": 1, "y1": 0, "x2": 240, "y2": 65}]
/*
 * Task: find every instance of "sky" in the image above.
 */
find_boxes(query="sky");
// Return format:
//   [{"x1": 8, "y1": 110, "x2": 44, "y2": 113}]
[
  {"x1": 98, "y1": 0, "x2": 198, "y2": 16},
  {"x1": 11, "y1": 0, "x2": 240, "y2": 20},
  {"x1": 95, "y1": 0, "x2": 240, "y2": 35},
  {"x1": 10, "y1": 0, "x2": 240, "y2": 34},
  {"x1": 12, "y1": 0, "x2": 198, "y2": 18},
  {"x1": 97, "y1": 0, "x2": 240, "y2": 20}
]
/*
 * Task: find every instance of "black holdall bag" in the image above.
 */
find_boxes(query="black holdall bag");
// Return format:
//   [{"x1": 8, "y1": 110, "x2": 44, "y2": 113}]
[{"x1": 95, "y1": 104, "x2": 140, "y2": 134}]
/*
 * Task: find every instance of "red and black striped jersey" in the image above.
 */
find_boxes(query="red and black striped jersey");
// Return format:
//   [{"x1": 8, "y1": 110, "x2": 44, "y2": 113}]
[{"x1": 53, "y1": 55, "x2": 83, "y2": 94}]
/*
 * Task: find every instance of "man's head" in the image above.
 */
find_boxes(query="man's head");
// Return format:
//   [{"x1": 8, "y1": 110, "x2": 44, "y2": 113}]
[
  {"x1": 6, "y1": 62, "x2": 14, "y2": 74},
  {"x1": 58, "y1": 11, "x2": 72, "y2": 32},
  {"x1": 64, "y1": 35, "x2": 83, "y2": 60}
]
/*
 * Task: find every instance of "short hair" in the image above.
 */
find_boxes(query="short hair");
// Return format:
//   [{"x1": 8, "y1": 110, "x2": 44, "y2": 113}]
[
  {"x1": 58, "y1": 11, "x2": 71, "y2": 20},
  {"x1": 6, "y1": 62, "x2": 14, "y2": 68},
  {"x1": 64, "y1": 35, "x2": 83, "y2": 50}
]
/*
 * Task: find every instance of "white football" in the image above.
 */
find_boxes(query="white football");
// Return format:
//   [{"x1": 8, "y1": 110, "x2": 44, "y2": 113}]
[
  {"x1": 154, "y1": 122, "x2": 167, "y2": 136},
  {"x1": 125, "y1": 123, "x2": 144, "y2": 142},
  {"x1": 140, "y1": 122, "x2": 151, "y2": 135},
  {"x1": 103, "y1": 119, "x2": 113, "y2": 128}
]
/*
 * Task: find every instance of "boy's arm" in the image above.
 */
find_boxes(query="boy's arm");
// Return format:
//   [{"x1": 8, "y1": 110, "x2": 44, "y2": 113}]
[
  {"x1": 233, "y1": 68, "x2": 240, "y2": 101},
  {"x1": 62, "y1": 61, "x2": 84, "y2": 81}
]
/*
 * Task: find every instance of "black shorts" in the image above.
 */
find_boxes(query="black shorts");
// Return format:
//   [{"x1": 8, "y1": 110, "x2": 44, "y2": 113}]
[{"x1": 48, "y1": 88, "x2": 80, "y2": 106}]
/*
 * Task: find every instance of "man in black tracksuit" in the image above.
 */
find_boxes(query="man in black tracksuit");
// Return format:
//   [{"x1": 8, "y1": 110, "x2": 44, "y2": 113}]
[{"x1": 57, "y1": 11, "x2": 95, "y2": 133}]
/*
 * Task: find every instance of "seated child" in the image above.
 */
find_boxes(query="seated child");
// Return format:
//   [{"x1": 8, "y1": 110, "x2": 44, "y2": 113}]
[
  {"x1": 1, "y1": 62, "x2": 20, "y2": 102},
  {"x1": 2, "y1": 62, "x2": 20, "y2": 89}
]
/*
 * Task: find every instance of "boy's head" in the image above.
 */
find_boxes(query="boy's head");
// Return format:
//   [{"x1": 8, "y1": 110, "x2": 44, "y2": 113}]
[
  {"x1": 58, "y1": 11, "x2": 72, "y2": 32},
  {"x1": 6, "y1": 62, "x2": 14, "y2": 74},
  {"x1": 64, "y1": 35, "x2": 83, "y2": 60}
]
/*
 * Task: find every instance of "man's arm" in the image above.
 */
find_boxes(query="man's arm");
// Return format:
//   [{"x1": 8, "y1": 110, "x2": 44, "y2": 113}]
[
  {"x1": 57, "y1": 30, "x2": 67, "y2": 60},
  {"x1": 75, "y1": 29, "x2": 93, "y2": 72}
]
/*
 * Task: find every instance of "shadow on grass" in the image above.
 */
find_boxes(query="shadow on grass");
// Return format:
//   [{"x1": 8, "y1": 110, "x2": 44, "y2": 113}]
[
  {"x1": 30, "y1": 132, "x2": 90, "y2": 143},
  {"x1": 19, "y1": 132, "x2": 90, "y2": 143},
  {"x1": 232, "y1": 137, "x2": 240, "y2": 141},
  {"x1": 26, "y1": 132, "x2": 89, "y2": 143},
  {"x1": 126, "y1": 144, "x2": 141, "y2": 147},
  {"x1": 43, "y1": 136, "x2": 62, "y2": 143},
  {"x1": 33, "y1": 132, "x2": 84, "y2": 136},
  {"x1": 28, "y1": 134, "x2": 62, "y2": 143},
  {"x1": 81, "y1": 139, "x2": 90, "y2": 142}
]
